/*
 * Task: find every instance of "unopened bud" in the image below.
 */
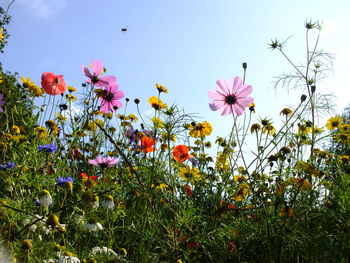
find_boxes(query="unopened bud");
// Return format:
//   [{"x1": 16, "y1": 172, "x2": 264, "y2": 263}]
[
  {"x1": 311, "y1": 85, "x2": 316, "y2": 94},
  {"x1": 22, "y1": 240, "x2": 33, "y2": 250},
  {"x1": 300, "y1": 94, "x2": 307, "y2": 102},
  {"x1": 242, "y1": 62, "x2": 247, "y2": 70},
  {"x1": 134, "y1": 98, "x2": 140, "y2": 104},
  {"x1": 47, "y1": 214, "x2": 60, "y2": 227}
]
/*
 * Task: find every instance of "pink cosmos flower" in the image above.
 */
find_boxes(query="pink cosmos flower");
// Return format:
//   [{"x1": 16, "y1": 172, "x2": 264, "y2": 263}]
[
  {"x1": 82, "y1": 60, "x2": 116, "y2": 87},
  {"x1": 99, "y1": 83, "x2": 124, "y2": 113},
  {"x1": 41, "y1": 72, "x2": 66, "y2": 95},
  {"x1": 88, "y1": 156, "x2": 119, "y2": 168},
  {"x1": 208, "y1": 77, "x2": 254, "y2": 116}
]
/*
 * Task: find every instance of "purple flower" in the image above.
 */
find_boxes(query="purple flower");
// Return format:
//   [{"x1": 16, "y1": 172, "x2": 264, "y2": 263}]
[
  {"x1": 57, "y1": 176, "x2": 74, "y2": 187},
  {"x1": 189, "y1": 157, "x2": 200, "y2": 166},
  {"x1": 0, "y1": 161, "x2": 16, "y2": 170},
  {"x1": 0, "y1": 93, "x2": 4, "y2": 112},
  {"x1": 88, "y1": 156, "x2": 119, "y2": 168},
  {"x1": 124, "y1": 127, "x2": 137, "y2": 143},
  {"x1": 38, "y1": 144, "x2": 57, "y2": 153}
]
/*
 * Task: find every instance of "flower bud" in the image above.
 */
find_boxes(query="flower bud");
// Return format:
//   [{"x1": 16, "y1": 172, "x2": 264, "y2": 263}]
[
  {"x1": 22, "y1": 239, "x2": 33, "y2": 250},
  {"x1": 47, "y1": 214, "x2": 60, "y2": 227},
  {"x1": 134, "y1": 98, "x2": 140, "y2": 104},
  {"x1": 242, "y1": 62, "x2": 247, "y2": 70},
  {"x1": 311, "y1": 85, "x2": 316, "y2": 94},
  {"x1": 119, "y1": 248, "x2": 127, "y2": 256},
  {"x1": 300, "y1": 94, "x2": 307, "y2": 102}
]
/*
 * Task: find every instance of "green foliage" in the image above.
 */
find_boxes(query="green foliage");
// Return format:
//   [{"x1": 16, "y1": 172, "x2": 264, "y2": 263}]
[{"x1": 1, "y1": 18, "x2": 350, "y2": 263}]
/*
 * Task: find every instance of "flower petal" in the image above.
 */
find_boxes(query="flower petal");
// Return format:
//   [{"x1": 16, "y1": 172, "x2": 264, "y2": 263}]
[
  {"x1": 92, "y1": 60, "x2": 103, "y2": 76},
  {"x1": 216, "y1": 79, "x2": 230, "y2": 95},
  {"x1": 82, "y1": 65, "x2": 92, "y2": 78},
  {"x1": 237, "y1": 84, "x2": 253, "y2": 97},
  {"x1": 221, "y1": 105, "x2": 233, "y2": 116},
  {"x1": 208, "y1": 90, "x2": 224, "y2": 100},
  {"x1": 231, "y1": 77, "x2": 243, "y2": 94},
  {"x1": 237, "y1": 96, "x2": 254, "y2": 107}
]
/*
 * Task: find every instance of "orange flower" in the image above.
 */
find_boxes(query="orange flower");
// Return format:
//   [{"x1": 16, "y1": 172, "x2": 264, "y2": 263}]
[
  {"x1": 173, "y1": 145, "x2": 191, "y2": 163},
  {"x1": 41, "y1": 72, "x2": 66, "y2": 95},
  {"x1": 80, "y1": 172, "x2": 98, "y2": 181},
  {"x1": 141, "y1": 137, "x2": 156, "y2": 153}
]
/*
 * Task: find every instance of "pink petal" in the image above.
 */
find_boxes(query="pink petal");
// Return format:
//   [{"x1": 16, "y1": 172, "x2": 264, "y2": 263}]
[
  {"x1": 82, "y1": 65, "x2": 92, "y2": 78},
  {"x1": 237, "y1": 97, "x2": 254, "y2": 107},
  {"x1": 232, "y1": 104, "x2": 245, "y2": 116},
  {"x1": 100, "y1": 101, "x2": 111, "y2": 113},
  {"x1": 237, "y1": 85, "x2": 253, "y2": 97},
  {"x1": 231, "y1": 77, "x2": 243, "y2": 94},
  {"x1": 111, "y1": 100, "x2": 123, "y2": 110},
  {"x1": 100, "y1": 76, "x2": 117, "y2": 85},
  {"x1": 221, "y1": 105, "x2": 233, "y2": 116},
  {"x1": 216, "y1": 79, "x2": 230, "y2": 95},
  {"x1": 88, "y1": 159, "x2": 100, "y2": 166},
  {"x1": 106, "y1": 157, "x2": 119, "y2": 166},
  {"x1": 113, "y1": 90, "x2": 124, "y2": 100},
  {"x1": 209, "y1": 100, "x2": 225, "y2": 111},
  {"x1": 208, "y1": 90, "x2": 224, "y2": 100},
  {"x1": 92, "y1": 60, "x2": 103, "y2": 76}
]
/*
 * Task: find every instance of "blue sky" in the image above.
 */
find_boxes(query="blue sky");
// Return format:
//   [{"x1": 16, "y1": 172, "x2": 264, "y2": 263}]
[{"x1": 1, "y1": 0, "x2": 350, "y2": 138}]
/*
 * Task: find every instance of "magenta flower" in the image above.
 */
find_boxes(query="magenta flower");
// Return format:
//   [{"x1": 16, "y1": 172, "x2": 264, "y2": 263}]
[
  {"x1": 0, "y1": 93, "x2": 4, "y2": 112},
  {"x1": 99, "y1": 83, "x2": 124, "y2": 113},
  {"x1": 88, "y1": 156, "x2": 119, "y2": 168},
  {"x1": 208, "y1": 77, "x2": 254, "y2": 116},
  {"x1": 82, "y1": 60, "x2": 116, "y2": 87}
]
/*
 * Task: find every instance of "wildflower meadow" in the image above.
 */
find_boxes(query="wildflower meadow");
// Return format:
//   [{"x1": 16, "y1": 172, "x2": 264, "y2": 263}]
[{"x1": 1, "y1": 3, "x2": 350, "y2": 263}]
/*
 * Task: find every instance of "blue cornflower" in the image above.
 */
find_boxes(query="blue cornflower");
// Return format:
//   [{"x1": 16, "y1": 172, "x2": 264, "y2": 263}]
[
  {"x1": 38, "y1": 144, "x2": 57, "y2": 153},
  {"x1": 0, "y1": 161, "x2": 16, "y2": 171},
  {"x1": 56, "y1": 176, "x2": 74, "y2": 187}
]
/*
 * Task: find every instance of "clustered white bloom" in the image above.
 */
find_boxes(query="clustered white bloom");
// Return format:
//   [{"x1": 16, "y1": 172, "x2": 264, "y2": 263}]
[
  {"x1": 91, "y1": 246, "x2": 119, "y2": 258},
  {"x1": 39, "y1": 190, "x2": 53, "y2": 206},
  {"x1": 22, "y1": 218, "x2": 38, "y2": 232},
  {"x1": 101, "y1": 198, "x2": 115, "y2": 210},
  {"x1": 58, "y1": 255, "x2": 80, "y2": 263},
  {"x1": 82, "y1": 218, "x2": 103, "y2": 232}
]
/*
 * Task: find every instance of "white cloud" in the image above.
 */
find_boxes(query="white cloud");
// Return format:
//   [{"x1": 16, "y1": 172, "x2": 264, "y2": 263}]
[{"x1": 17, "y1": 0, "x2": 67, "y2": 19}]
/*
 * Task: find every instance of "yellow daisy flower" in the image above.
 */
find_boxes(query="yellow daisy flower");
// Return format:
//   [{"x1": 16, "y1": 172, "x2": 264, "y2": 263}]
[
  {"x1": 189, "y1": 121, "x2": 213, "y2": 138},
  {"x1": 148, "y1": 96, "x2": 167, "y2": 110},
  {"x1": 326, "y1": 116, "x2": 343, "y2": 131},
  {"x1": 178, "y1": 166, "x2": 202, "y2": 182}
]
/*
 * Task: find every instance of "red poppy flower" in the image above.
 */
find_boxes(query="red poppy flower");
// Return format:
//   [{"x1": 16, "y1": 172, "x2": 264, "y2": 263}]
[
  {"x1": 172, "y1": 145, "x2": 192, "y2": 163},
  {"x1": 141, "y1": 137, "x2": 156, "y2": 153},
  {"x1": 41, "y1": 72, "x2": 66, "y2": 95},
  {"x1": 227, "y1": 203, "x2": 237, "y2": 210},
  {"x1": 226, "y1": 241, "x2": 237, "y2": 253},
  {"x1": 186, "y1": 241, "x2": 199, "y2": 249},
  {"x1": 69, "y1": 148, "x2": 83, "y2": 160},
  {"x1": 180, "y1": 235, "x2": 188, "y2": 242},
  {"x1": 184, "y1": 184, "x2": 193, "y2": 197}
]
